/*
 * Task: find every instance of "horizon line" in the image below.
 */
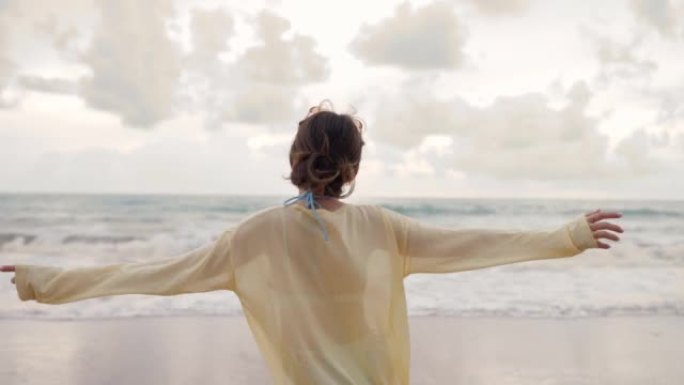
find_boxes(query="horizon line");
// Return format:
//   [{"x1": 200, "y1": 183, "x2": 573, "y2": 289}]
[{"x1": 0, "y1": 190, "x2": 681, "y2": 202}]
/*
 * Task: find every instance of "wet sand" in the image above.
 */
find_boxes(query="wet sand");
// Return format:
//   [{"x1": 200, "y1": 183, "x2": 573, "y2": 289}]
[{"x1": 1, "y1": 315, "x2": 682, "y2": 385}]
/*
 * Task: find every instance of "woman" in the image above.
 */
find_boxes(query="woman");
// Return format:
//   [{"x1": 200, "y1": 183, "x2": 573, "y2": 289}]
[{"x1": 1, "y1": 100, "x2": 623, "y2": 385}]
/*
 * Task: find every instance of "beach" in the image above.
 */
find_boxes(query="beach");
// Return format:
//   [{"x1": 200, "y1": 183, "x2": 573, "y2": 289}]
[{"x1": 1, "y1": 315, "x2": 682, "y2": 385}]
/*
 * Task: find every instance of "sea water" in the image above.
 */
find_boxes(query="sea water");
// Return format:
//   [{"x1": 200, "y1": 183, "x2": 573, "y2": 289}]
[{"x1": 0, "y1": 193, "x2": 682, "y2": 320}]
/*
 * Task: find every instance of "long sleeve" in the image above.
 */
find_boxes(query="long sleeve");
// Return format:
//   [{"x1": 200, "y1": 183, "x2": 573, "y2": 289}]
[
  {"x1": 13, "y1": 230, "x2": 236, "y2": 304},
  {"x1": 380, "y1": 208, "x2": 597, "y2": 276}
]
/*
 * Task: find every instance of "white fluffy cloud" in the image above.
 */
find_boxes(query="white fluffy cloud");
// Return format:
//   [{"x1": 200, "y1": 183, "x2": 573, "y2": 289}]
[
  {"x1": 179, "y1": 7, "x2": 236, "y2": 127},
  {"x1": 222, "y1": 83, "x2": 298, "y2": 125},
  {"x1": 613, "y1": 128, "x2": 664, "y2": 176},
  {"x1": 391, "y1": 135, "x2": 455, "y2": 177},
  {"x1": 0, "y1": 94, "x2": 291, "y2": 194},
  {"x1": 79, "y1": 0, "x2": 182, "y2": 128},
  {"x1": 17, "y1": 75, "x2": 78, "y2": 94},
  {"x1": 463, "y1": 0, "x2": 531, "y2": 15},
  {"x1": 349, "y1": 1, "x2": 465, "y2": 70},
  {"x1": 655, "y1": 86, "x2": 684, "y2": 128},
  {"x1": 369, "y1": 79, "x2": 662, "y2": 180},
  {"x1": 0, "y1": 0, "x2": 95, "y2": 107},
  {"x1": 0, "y1": 16, "x2": 14, "y2": 107},
  {"x1": 1, "y1": 0, "x2": 187, "y2": 127},
  {"x1": 238, "y1": 11, "x2": 329, "y2": 85},
  {"x1": 189, "y1": 10, "x2": 330, "y2": 126},
  {"x1": 630, "y1": 0, "x2": 684, "y2": 38},
  {"x1": 189, "y1": 8, "x2": 234, "y2": 63},
  {"x1": 581, "y1": 28, "x2": 658, "y2": 85},
  {"x1": 0, "y1": 2, "x2": 330, "y2": 128}
]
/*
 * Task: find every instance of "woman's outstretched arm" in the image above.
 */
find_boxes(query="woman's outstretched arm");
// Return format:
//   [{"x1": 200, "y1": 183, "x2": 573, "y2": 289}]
[
  {"x1": 0, "y1": 230, "x2": 236, "y2": 304},
  {"x1": 381, "y1": 208, "x2": 623, "y2": 277}
]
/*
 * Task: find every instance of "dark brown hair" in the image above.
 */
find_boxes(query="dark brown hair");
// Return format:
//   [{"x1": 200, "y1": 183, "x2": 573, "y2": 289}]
[{"x1": 286, "y1": 100, "x2": 365, "y2": 199}]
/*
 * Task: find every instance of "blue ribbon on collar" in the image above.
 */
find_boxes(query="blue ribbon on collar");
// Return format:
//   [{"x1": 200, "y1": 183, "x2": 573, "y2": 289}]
[{"x1": 283, "y1": 190, "x2": 330, "y2": 241}]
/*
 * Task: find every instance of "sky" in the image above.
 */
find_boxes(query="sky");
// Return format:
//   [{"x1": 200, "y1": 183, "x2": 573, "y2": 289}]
[{"x1": 0, "y1": 0, "x2": 683, "y2": 200}]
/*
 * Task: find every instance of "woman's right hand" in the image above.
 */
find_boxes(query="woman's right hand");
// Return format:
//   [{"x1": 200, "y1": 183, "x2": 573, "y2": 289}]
[
  {"x1": 0, "y1": 265, "x2": 16, "y2": 284},
  {"x1": 584, "y1": 209, "x2": 623, "y2": 249}
]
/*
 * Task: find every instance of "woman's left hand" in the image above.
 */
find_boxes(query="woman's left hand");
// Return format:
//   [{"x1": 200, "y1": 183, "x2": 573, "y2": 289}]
[
  {"x1": 0, "y1": 265, "x2": 16, "y2": 284},
  {"x1": 585, "y1": 209, "x2": 623, "y2": 249}
]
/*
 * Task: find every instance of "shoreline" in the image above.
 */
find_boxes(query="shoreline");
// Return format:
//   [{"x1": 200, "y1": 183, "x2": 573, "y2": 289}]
[{"x1": 1, "y1": 315, "x2": 682, "y2": 385}]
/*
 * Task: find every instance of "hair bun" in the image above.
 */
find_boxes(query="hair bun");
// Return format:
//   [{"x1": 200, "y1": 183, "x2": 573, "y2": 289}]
[
  {"x1": 306, "y1": 152, "x2": 341, "y2": 185},
  {"x1": 287, "y1": 102, "x2": 365, "y2": 198}
]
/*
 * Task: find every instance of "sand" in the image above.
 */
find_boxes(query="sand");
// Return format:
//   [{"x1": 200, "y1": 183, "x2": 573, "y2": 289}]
[{"x1": 1, "y1": 315, "x2": 682, "y2": 385}]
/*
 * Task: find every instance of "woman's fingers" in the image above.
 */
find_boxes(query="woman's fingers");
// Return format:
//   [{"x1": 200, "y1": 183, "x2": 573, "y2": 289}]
[
  {"x1": 596, "y1": 240, "x2": 611, "y2": 249},
  {"x1": 586, "y1": 210, "x2": 622, "y2": 223},
  {"x1": 590, "y1": 221, "x2": 624, "y2": 233},
  {"x1": 593, "y1": 230, "x2": 620, "y2": 242}
]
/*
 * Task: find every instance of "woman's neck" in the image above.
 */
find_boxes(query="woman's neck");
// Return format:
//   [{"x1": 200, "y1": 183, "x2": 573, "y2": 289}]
[
  {"x1": 298, "y1": 188, "x2": 326, "y2": 197},
  {"x1": 296, "y1": 189, "x2": 344, "y2": 211}
]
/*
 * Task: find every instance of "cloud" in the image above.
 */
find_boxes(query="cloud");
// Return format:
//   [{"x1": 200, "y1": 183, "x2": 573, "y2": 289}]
[
  {"x1": 1, "y1": 0, "x2": 97, "y2": 64},
  {"x1": 0, "y1": 0, "x2": 95, "y2": 107},
  {"x1": 613, "y1": 128, "x2": 664, "y2": 175},
  {"x1": 188, "y1": 8, "x2": 234, "y2": 63},
  {"x1": 577, "y1": 18, "x2": 683, "y2": 165},
  {"x1": 0, "y1": 16, "x2": 14, "y2": 107},
  {"x1": 630, "y1": 0, "x2": 684, "y2": 38},
  {"x1": 580, "y1": 27, "x2": 658, "y2": 86},
  {"x1": 677, "y1": 132, "x2": 684, "y2": 151},
  {"x1": 79, "y1": 0, "x2": 182, "y2": 128},
  {"x1": 187, "y1": 10, "x2": 330, "y2": 126},
  {"x1": 655, "y1": 86, "x2": 684, "y2": 127},
  {"x1": 237, "y1": 10, "x2": 329, "y2": 85},
  {"x1": 0, "y1": 102, "x2": 292, "y2": 195},
  {"x1": 1, "y1": 2, "x2": 327, "y2": 127},
  {"x1": 33, "y1": 12, "x2": 88, "y2": 58},
  {"x1": 450, "y1": 83, "x2": 612, "y2": 180},
  {"x1": 391, "y1": 135, "x2": 455, "y2": 177},
  {"x1": 18, "y1": 76, "x2": 79, "y2": 94},
  {"x1": 369, "y1": 79, "x2": 661, "y2": 180},
  {"x1": 349, "y1": 1, "x2": 465, "y2": 70},
  {"x1": 221, "y1": 83, "x2": 298, "y2": 124},
  {"x1": 463, "y1": 0, "x2": 532, "y2": 15}
]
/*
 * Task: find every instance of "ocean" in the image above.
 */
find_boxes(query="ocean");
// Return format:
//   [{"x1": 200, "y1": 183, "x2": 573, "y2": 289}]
[{"x1": 0, "y1": 193, "x2": 682, "y2": 320}]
